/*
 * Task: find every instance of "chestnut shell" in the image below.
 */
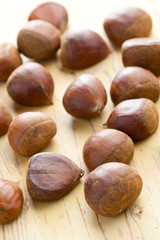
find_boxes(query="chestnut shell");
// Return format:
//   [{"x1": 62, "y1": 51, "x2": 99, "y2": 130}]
[
  {"x1": 84, "y1": 162, "x2": 142, "y2": 216},
  {"x1": 0, "y1": 43, "x2": 22, "y2": 82},
  {"x1": 104, "y1": 7, "x2": 152, "y2": 46},
  {"x1": 110, "y1": 66, "x2": 160, "y2": 105},
  {"x1": 26, "y1": 152, "x2": 84, "y2": 201},
  {"x1": 8, "y1": 112, "x2": 57, "y2": 156},
  {"x1": 7, "y1": 62, "x2": 54, "y2": 106},
  {"x1": 17, "y1": 20, "x2": 60, "y2": 60},
  {"x1": 122, "y1": 38, "x2": 160, "y2": 76},
  {"x1": 0, "y1": 103, "x2": 12, "y2": 135},
  {"x1": 83, "y1": 129, "x2": 134, "y2": 171},
  {"x1": 60, "y1": 29, "x2": 110, "y2": 69},
  {"x1": 28, "y1": 2, "x2": 68, "y2": 32},
  {"x1": 63, "y1": 74, "x2": 107, "y2": 119},
  {"x1": 106, "y1": 98, "x2": 159, "y2": 140},
  {"x1": 0, "y1": 179, "x2": 23, "y2": 224}
]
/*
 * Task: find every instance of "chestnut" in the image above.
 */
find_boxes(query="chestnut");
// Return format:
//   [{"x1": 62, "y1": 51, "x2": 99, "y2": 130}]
[
  {"x1": 84, "y1": 162, "x2": 142, "y2": 216},
  {"x1": 0, "y1": 178, "x2": 23, "y2": 224},
  {"x1": 0, "y1": 43, "x2": 22, "y2": 82},
  {"x1": 60, "y1": 29, "x2": 110, "y2": 69},
  {"x1": 26, "y1": 152, "x2": 84, "y2": 201},
  {"x1": 110, "y1": 66, "x2": 160, "y2": 105},
  {"x1": 8, "y1": 112, "x2": 57, "y2": 156},
  {"x1": 103, "y1": 7, "x2": 152, "y2": 46},
  {"x1": 28, "y1": 2, "x2": 68, "y2": 32},
  {"x1": 7, "y1": 62, "x2": 54, "y2": 106},
  {"x1": 17, "y1": 20, "x2": 60, "y2": 60},
  {"x1": 122, "y1": 38, "x2": 160, "y2": 76},
  {"x1": 63, "y1": 74, "x2": 107, "y2": 119},
  {"x1": 83, "y1": 129, "x2": 134, "y2": 171},
  {"x1": 105, "y1": 98, "x2": 159, "y2": 140},
  {"x1": 0, "y1": 103, "x2": 12, "y2": 135}
]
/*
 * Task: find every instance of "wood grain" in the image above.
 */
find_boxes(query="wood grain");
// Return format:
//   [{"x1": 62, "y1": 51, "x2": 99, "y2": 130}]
[{"x1": 0, "y1": 0, "x2": 160, "y2": 239}]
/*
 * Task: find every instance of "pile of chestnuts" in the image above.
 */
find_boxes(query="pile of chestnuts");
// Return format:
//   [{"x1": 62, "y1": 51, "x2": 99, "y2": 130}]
[{"x1": 0, "y1": 1, "x2": 159, "y2": 224}]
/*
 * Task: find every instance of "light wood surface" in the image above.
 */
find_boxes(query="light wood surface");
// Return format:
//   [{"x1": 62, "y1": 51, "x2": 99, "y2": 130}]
[{"x1": 0, "y1": 0, "x2": 160, "y2": 239}]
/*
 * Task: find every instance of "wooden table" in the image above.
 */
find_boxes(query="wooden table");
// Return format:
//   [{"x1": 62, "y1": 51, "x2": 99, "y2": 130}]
[{"x1": 0, "y1": 0, "x2": 160, "y2": 239}]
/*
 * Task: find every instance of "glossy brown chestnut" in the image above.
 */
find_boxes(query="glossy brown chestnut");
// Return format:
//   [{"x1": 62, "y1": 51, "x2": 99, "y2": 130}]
[
  {"x1": 84, "y1": 162, "x2": 142, "y2": 216},
  {"x1": 17, "y1": 20, "x2": 60, "y2": 60},
  {"x1": 0, "y1": 178, "x2": 23, "y2": 224},
  {"x1": 105, "y1": 98, "x2": 159, "y2": 140},
  {"x1": 26, "y1": 152, "x2": 84, "y2": 201},
  {"x1": 110, "y1": 66, "x2": 160, "y2": 105},
  {"x1": 0, "y1": 43, "x2": 22, "y2": 82},
  {"x1": 8, "y1": 112, "x2": 57, "y2": 156},
  {"x1": 60, "y1": 29, "x2": 110, "y2": 69},
  {"x1": 63, "y1": 74, "x2": 107, "y2": 119},
  {"x1": 122, "y1": 38, "x2": 160, "y2": 76},
  {"x1": 103, "y1": 7, "x2": 152, "y2": 46},
  {"x1": 7, "y1": 62, "x2": 54, "y2": 106},
  {"x1": 0, "y1": 103, "x2": 12, "y2": 135},
  {"x1": 28, "y1": 2, "x2": 68, "y2": 32},
  {"x1": 83, "y1": 129, "x2": 134, "y2": 171}
]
